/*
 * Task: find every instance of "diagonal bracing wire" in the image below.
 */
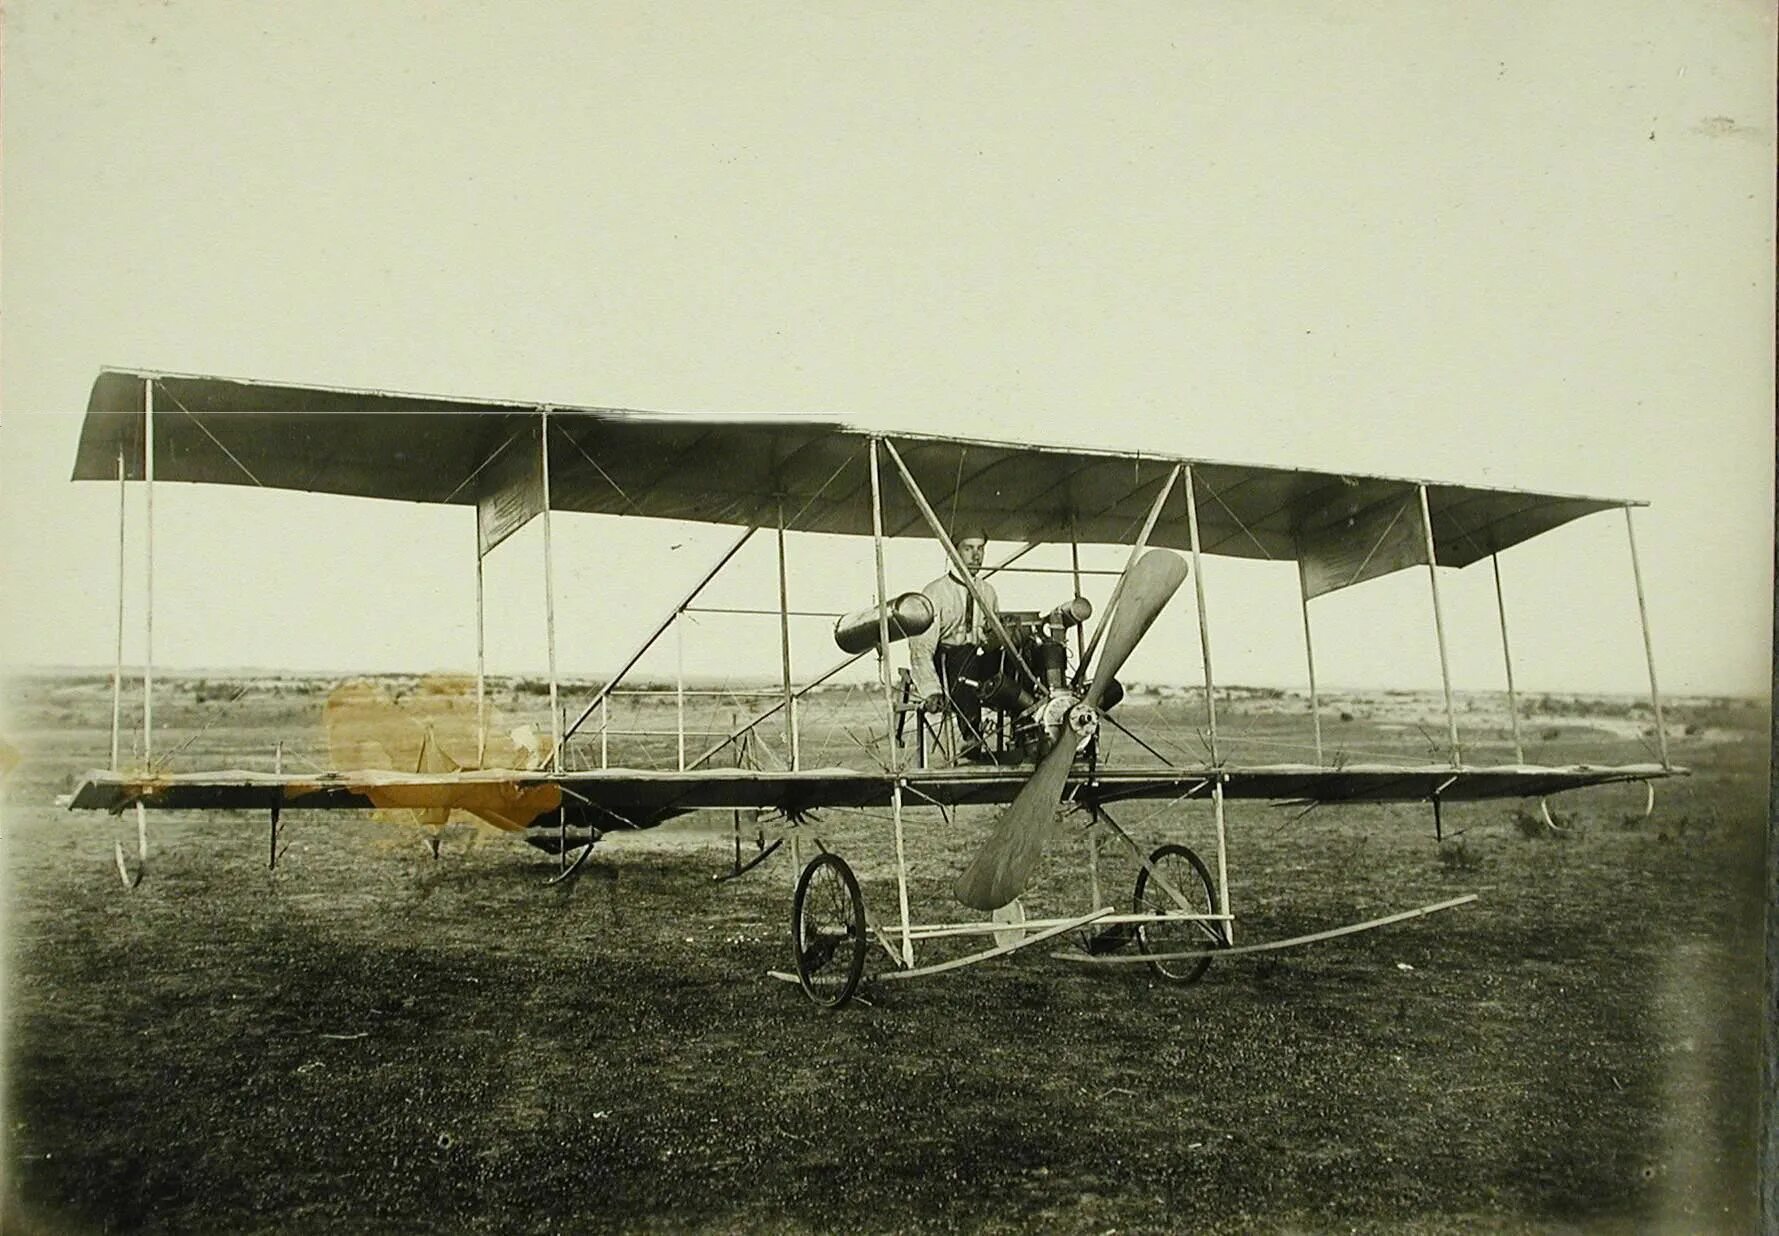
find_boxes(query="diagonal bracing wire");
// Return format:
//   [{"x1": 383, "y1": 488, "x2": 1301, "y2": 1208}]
[
  {"x1": 552, "y1": 421, "x2": 643, "y2": 515},
  {"x1": 156, "y1": 384, "x2": 266, "y2": 488}
]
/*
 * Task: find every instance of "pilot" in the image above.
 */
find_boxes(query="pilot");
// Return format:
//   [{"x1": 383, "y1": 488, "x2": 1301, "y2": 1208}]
[{"x1": 907, "y1": 527, "x2": 1000, "y2": 762}]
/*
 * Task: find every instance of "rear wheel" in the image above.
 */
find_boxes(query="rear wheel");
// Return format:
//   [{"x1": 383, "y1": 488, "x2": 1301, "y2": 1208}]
[
  {"x1": 1133, "y1": 843, "x2": 1224, "y2": 985},
  {"x1": 791, "y1": 853, "x2": 867, "y2": 1008}
]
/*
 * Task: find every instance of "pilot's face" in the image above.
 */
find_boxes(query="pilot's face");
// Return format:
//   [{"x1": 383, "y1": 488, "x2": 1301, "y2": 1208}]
[{"x1": 958, "y1": 536, "x2": 987, "y2": 575}]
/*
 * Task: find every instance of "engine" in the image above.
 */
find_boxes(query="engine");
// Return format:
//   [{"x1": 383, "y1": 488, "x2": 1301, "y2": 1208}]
[{"x1": 977, "y1": 598, "x2": 1124, "y2": 764}]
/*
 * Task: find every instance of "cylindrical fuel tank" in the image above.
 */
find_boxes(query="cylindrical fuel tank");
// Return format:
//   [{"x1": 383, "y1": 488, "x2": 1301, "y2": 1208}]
[{"x1": 833, "y1": 592, "x2": 937, "y2": 654}]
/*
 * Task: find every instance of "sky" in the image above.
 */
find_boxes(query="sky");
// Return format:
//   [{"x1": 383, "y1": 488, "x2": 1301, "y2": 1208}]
[{"x1": 1, "y1": 1, "x2": 1772, "y2": 699}]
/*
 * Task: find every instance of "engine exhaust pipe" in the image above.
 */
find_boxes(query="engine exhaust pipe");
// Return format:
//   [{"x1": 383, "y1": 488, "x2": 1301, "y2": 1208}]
[{"x1": 1047, "y1": 597, "x2": 1092, "y2": 630}]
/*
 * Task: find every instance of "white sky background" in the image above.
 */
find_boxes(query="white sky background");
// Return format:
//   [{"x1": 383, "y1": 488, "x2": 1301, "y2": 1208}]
[{"x1": 1, "y1": 2, "x2": 1772, "y2": 697}]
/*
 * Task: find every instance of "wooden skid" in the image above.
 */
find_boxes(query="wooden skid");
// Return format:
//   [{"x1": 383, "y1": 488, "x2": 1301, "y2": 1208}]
[
  {"x1": 766, "y1": 907, "x2": 1113, "y2": 988},
  {"x1": 1051, "y1": 894, "x2": 1479, "y2": 964}
]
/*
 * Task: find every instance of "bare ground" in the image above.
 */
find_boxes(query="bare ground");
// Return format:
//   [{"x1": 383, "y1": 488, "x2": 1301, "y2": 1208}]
[{"x1": 1, "y1": 674, "x2": 1766, "y2": 1233}]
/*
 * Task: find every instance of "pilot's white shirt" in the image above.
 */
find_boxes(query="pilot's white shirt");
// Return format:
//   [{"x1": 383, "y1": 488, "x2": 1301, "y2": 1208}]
[{"x1": 908, "y1": 570, "x2": 999, "y2": 699}]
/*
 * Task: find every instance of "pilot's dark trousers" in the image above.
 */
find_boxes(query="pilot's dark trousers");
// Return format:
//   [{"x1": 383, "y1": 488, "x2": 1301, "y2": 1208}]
[{"x1": 934, "y1": 643, "x2": 996, "y2": 752}]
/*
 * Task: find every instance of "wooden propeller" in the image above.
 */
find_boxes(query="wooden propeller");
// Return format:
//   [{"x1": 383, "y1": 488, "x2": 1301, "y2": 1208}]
[{"x1": 953, "y1": 549, "x2": 1188, "y2": 910}]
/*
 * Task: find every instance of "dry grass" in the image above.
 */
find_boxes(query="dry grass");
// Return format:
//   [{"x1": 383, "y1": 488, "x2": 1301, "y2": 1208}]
[{"x1": 1, "y1": 673, "x2": 1766, "y2": 1233}]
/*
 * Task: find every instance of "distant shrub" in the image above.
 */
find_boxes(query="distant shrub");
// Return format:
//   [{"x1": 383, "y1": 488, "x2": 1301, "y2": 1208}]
[{"x1": 1339, "y1": 711, "x2": 1355, "y2": 723}]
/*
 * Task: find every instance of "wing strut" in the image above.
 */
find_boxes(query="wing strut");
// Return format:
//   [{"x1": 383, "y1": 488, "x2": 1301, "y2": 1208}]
[{"x1": 549, "y1": 525, "x2": 758, "y2": 766}]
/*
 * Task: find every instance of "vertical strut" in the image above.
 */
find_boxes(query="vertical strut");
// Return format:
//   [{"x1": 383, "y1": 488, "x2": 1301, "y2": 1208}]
[
  {"x1": 1490, "y1": 553, "x2": 1525, "y2": 763},
  {"x1": 1086, "y1": 808, "x2": 1103, "y2": 910},
  {"x1": 891, "y1": 780, "x2": 914, "y2": 967},
  {"x1": 475, "y1": 521, "x2": 487, "y2": 769},
  {"x1": 675, "y1": 612, "x2": 687, "y2": 771},
  {"x1": 1298, "y1": 574, "x2": 1322, "y2": 764},
  {"x1": 776, "y1": 499, "x2": 798, "y2": 771},
  {"x1": 868, "y1": 440, "x2": 898, "y2": 770},
  {"x1": 540, "y1": 412, "x2": 562, "y2": 773},
  {"x1": 143, "y1": 378, "x2": 155, "y2": 765},
  {"x1": 1417, "y1": 485, "x2": 1461, "y2": 766},
  {"x1": 1183, "y1": 465, "x2": 1218, "y2": 764},
  {"x1": 1068, "y1": 523, "x2": 1086, "y2": 665},
  {"x1": 1623, "y1": 506, "x2": 1669, "y2": 768},
  {"x1": 112, "y1": 446, "x2": 126, "y2": 771},
  {"x1": 1212, "y1": 776, "x2": 1232, "y2": 946},
  {"x1": 870, "y1": 439, "x2": 913, "y2": 965}
]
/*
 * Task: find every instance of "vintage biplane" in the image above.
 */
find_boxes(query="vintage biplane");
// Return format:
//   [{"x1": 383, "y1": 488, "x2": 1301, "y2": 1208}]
[{"x1": 65, "y1": 369, "x2": 1680, "y2": 1007}]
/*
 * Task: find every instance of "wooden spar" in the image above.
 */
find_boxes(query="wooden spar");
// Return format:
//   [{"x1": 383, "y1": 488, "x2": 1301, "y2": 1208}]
[
  {"x1": 599, "y1": 695, "x2": 609, "y2": 769},
  {"x1": 540, "y1": 411, "x2": 561, "y2": 773},
  {"x1": 1491, "y1": 552, "x2": 1525, "y2": 763},
  {"x1": 879, "y1": 439, "x2": 1041, "y2": 691},
  {"x1": 1183, "y1": 464, "x2": 1218, "y2": 763},
  {"x1": 684, "y1": 605, "x2": 843, "y2": 618},
  {"x1": 1417, "y1": 484, "x2": 1462, "y2": 766},
  {"x1": 553, "y1": 525, "x2": 756, "y2": 755},
  {"x1": 1623, "y1": 505, "x2": 1669, "y2": 768},
  {"x1": 1077, "y1": 463, "x2": 1182, "y2": 675},
  {"x1": 775, "y1": 499, "x2": 798, "y2": 771},
  {"x1": 143, "y1": 377, "x2": 154, "y2": 765},
  {"x1": 475, "y1": 519, "x2": 487, "y2": 769},
  {"x1": 983, "y1": 564, "x2": 1122, "y2": 577},
  {"x1": 1298, "y1": 574, "x2": 1323, "y2": 764},
  {"x1": 112, "y1": 446, "x2": 125, "y2": 771}
]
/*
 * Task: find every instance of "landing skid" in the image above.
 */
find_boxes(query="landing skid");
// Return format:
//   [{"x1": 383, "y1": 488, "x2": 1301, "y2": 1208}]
[{"x1": 1052, "y1": 893, "x2": 1479, "y2": 965}]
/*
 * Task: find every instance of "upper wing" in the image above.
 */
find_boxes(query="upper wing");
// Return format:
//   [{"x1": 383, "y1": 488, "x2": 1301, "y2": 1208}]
[{"x1": 74, "y1": 368, "x2": 1632, "y2": 593}]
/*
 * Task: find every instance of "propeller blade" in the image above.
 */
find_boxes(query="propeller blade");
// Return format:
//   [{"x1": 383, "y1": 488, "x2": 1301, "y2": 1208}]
[
  {"x1": 1084, "y1": 550, "x2": 1188, "y2": 708},
  {"x1": 953, "y1": 731, "x2": 1077, "y2": 910},
  {"x1": 954, "y1": 548, "x2": 1190, "y2": 911}
]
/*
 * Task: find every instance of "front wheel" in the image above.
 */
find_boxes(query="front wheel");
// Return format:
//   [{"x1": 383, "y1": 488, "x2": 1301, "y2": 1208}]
[
  {"x1": 791, "y1": 853, "x2": 867, "y2": 1008},
  {"x1": 1133, "y1": 843, "x2": 1225, "y2": 985}
]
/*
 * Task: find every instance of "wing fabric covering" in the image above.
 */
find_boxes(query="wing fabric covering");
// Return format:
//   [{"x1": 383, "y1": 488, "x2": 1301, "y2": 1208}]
[
  {"x1": 74, "y1": 370, "x2": 1632, "y2": 596},
  {"x1": 323, "y1": 678, "x2": 560, "y2": 831},
  {"x1": 954, "y1": 549, "x2": 1190, "y2": 911}
]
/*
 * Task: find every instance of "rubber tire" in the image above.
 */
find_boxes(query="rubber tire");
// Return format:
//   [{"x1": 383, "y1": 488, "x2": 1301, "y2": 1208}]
[
  {"x1": 791, "y1": 852, "x2": 867, "y2": 1009},
  {"x1": 1133, "y1": 843, "x2": 1224, "y2": 985}
]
